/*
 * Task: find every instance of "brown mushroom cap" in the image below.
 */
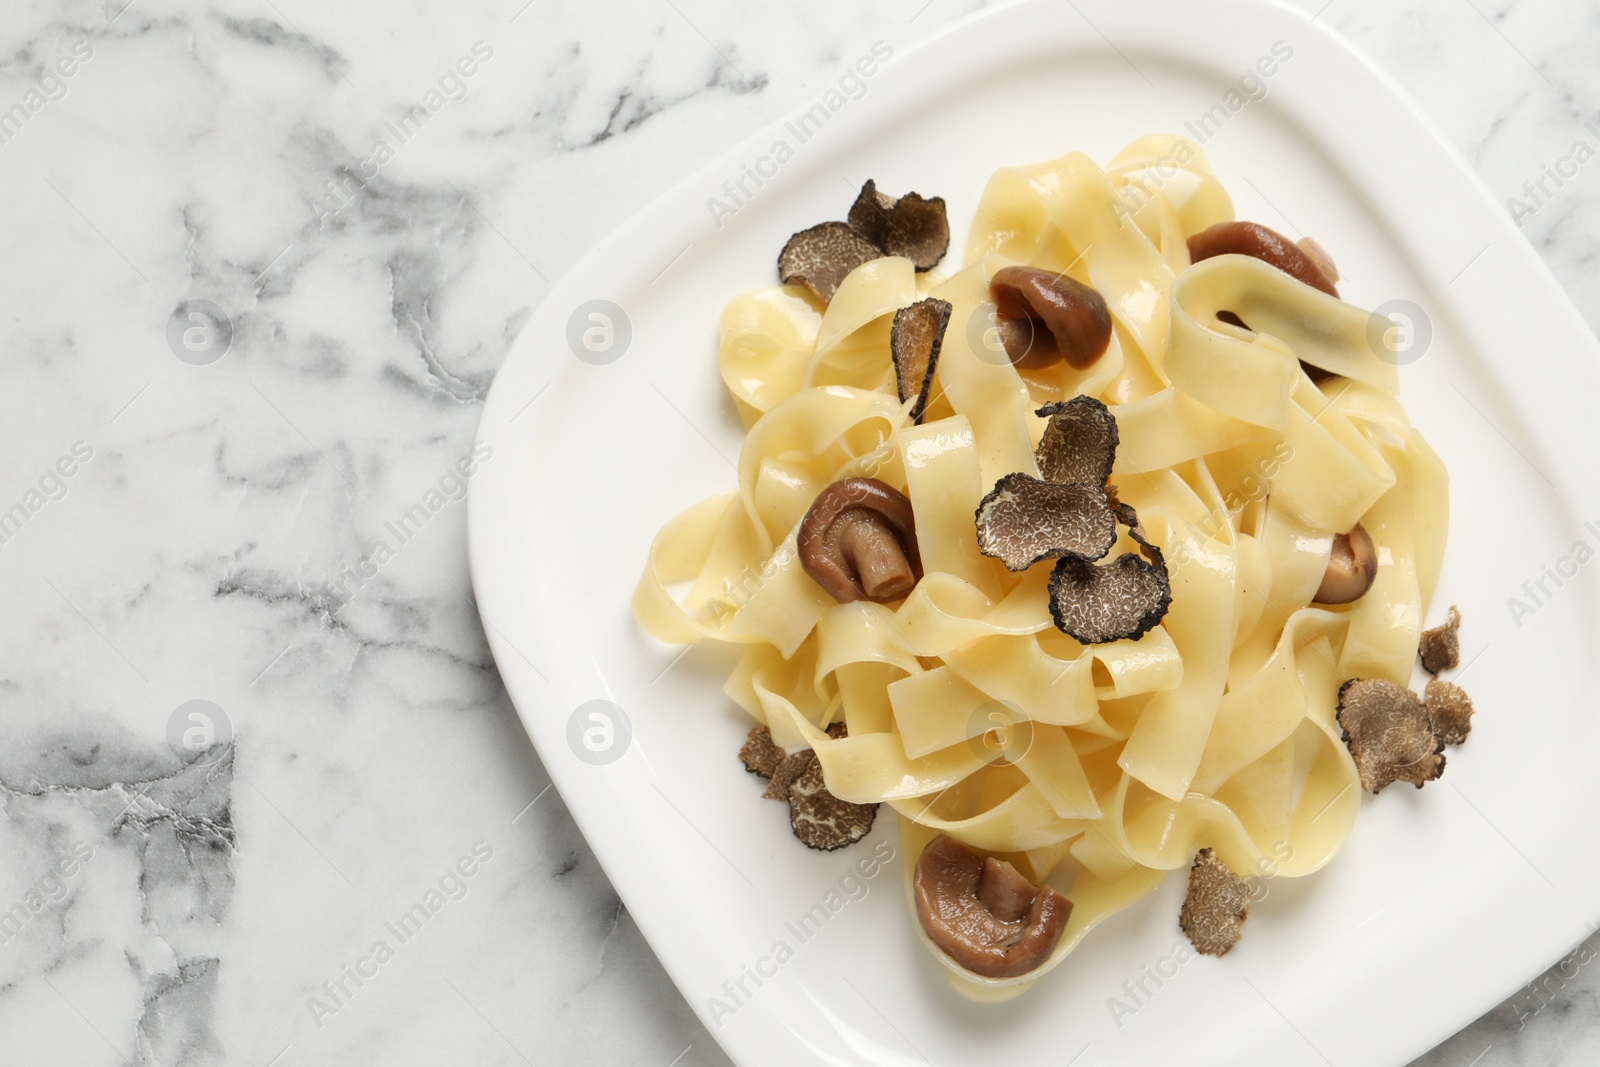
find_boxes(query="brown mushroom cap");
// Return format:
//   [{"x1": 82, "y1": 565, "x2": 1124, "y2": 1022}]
[
  {"x1": 778, "y1": 221, "x2": 883, "y2": 304},
  {"x1": 990, "y1": 266, "x2": 1113, "y2": 370},
  {"x1": 797, "y1": 477, "x2": 922, "y2": 604},
  {"x1": 913, "y1": 834, "x2": 1073, "y2": 979},
  {"x1": 1035, "y1": 396, "x2": 1119, "y2": 486},
  {"x1": 1296, "y1": 236, "x2": 1340, "y2": 283},
  {"x1": 1336, "y1": 678, "x2": 1445, "y2": 792},
  {"x1": 1314, "y1": 524, "x2": 1379, "y2": 605},
  {"x1": 1186, "y1": 221, "x2": 1339, "y2": 297},
  {"x1": 975, "y1": 473, "x2": 1117, "y2": 572},
  {"x1": 1419, "y1": 605, "x2": 1462, "y2": 674},
  {"x1": 847, "y1": 180, "x2": 951, "y2": 271},
  {"x1": 891, "y1": 297, "x2": 952, "y2": 424}
]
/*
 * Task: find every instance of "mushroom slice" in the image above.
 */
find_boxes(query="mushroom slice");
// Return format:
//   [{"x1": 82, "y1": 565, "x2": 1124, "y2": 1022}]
[
  {"x1": 1419, "y1": 605, "x2": 1462, "y2": 674},
  {"x1": 975, "y1": 473, "x2": 1117, "y2": 572},
  {"x1": 1035, "y1": 396, "x2": 1120, "y2": 486},
  {"x1": 1296, "y1": 236, "x2": 1340, "y2": 283},
  {"x1": 1336, "y1": 678, "x2": 1445, "y2": 793},
  {"x1": 1313, "y1": 524, "x2": 1379, "y2": 605},
  {"x1": 797, "y1": 478, "x2": 922, "y2": 604},
  {"x1": 788, "y1": 757, "x2": 877, "y2": 851},
  {"x1": 1186, "y1": 221, "x2": 1339, "y2": 298},
  {"x1": 778, "y1": 221, "x2": 883, "y2": 304},
  {"x1": 739, "y1": 725, "x2": 784, "y2": 779},
  {"x1": 1179, "y1": 849, "x2": 1252, "y2": 957},
  {"x1": 990, "y1": 267, "x2": 1114, "y2": 369},
  {"x1": 1424, "y1": 677, "x2": 1475, "y2": 746},
  {"x1": 913, "y1": 834, "x2": 1072, "y2": 979},
  {"x1": 846, "y1": 180, "x2": 950, "y2": 271},
  {"x1": 1048, "y1": 549, "x2": 1172, "y2": 645},
  {"x1": 891, "y1": 298, "x2": 952, "y2": 424}
]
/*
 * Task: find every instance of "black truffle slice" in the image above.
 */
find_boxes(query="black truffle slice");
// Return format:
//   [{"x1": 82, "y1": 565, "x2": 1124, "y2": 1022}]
[
  {"x1": 788, "y1": 757, "x2": 878, "y2": 851},
  {"x1": 825, "y1": 721, "x2": 848, "y2": 741},
  {"x1": 763, "y1": 749, "x2": 814, "y2": 801},
  {"x1": 1048, "y1": 550, "x2": 1172, "y2": 645},
  {"x1": 739, "y1": 725, "x2": 784, "y2": 779},
  {"x1": 846, "y1": 180, "x2": 950, "y2": 271},
  {"x1": 1336, "y1": 678, "x2": 1445, "y2": 793},
  {"x1": 1419, "y1": 605, "x2": 1461, "y2": 674},
  {"x1": 891, "y1": 298, "x2": 952, "y2": 424},
  {"x1": 1424, "y1": 677, "x2": 1474, "y2": 745},
  {"x1": 1179, "y1": 849, "x2": 1252, "y2": 957},
  {"x1": 1109, "y1": 498, "x2": 1158, "y2": 557},
  {"x1": 1035, "y1": 397, "x2": 1119, "y2": 486},
  {"x1": 975, "y1": 473, "x2": 1118, "y2": 572},
  {"x1": 778, "y1": 221, "x2": 883, "y2": 303}
]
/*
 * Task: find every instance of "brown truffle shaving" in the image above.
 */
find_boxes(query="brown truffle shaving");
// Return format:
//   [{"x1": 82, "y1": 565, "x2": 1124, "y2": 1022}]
[
  {"x1": 778, "y1": 221, "x2": 883, "y2": 304},
  {"x1": 763, "y1": 749, "x2": 814, "y2": 801},
  {"x1": 788, "y1": 757, "x2": 877, "y2": 851},
  {"x1": 1179, "y1": 849, "x2": 1252, "y2": 957},
  {"x1": 739, "y1": 725, "x2": 784, "y2": 779},
  {"x1": 1419, "y1": 605, "x2": 1462, "y2": 674},
  {"x1": 913, "y1": 834, "x2": 1072, "y2": 978},
  {"x1": 1425, "y1": 677, "x2": 1474, "y2": 746},
  {"x1": 1035, "y1": 396, "x2": 1120, "y2": 486},
  {"x1": 1048, "y1": 550, "x2": 1172, "y2": 645},
  {"x1": 891, "y1": 298, "x2": 952, "y2": 424},
  {"x1": 975, "y1": 473, "x2": 1117, "y2": 572},
  {"x1": 1336, "y1": 678, "x2": 1445, "y2": 793},
  {"x1": 846, "y1": 180, "x2": 950, "y2": 271}
]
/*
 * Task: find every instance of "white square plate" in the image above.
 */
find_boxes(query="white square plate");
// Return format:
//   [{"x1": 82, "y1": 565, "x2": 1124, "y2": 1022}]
[{"x1": 468, "y1": 1, "x2": 1600, "y2": 1063}]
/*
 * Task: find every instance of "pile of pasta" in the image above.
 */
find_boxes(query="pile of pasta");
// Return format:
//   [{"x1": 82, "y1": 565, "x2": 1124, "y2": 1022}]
[{"x1": 633, "y1": 134, "x2": 1447, "y2": 998}]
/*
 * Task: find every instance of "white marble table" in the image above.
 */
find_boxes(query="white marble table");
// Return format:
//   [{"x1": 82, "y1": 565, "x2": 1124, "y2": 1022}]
[{"x1": 0, "y1": 1, "x2": 1593, "y2": 1064}]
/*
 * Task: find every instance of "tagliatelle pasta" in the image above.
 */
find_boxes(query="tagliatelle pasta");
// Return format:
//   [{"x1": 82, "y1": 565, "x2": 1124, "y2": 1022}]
[{"x1": 633, "y1": 134, "x2": 1448, "y2": 999}]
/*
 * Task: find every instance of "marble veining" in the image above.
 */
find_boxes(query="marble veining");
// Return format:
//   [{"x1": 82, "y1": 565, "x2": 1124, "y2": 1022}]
[{"x1": 0, "y1": 0, "x2": 1597, "y2": 1064}]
